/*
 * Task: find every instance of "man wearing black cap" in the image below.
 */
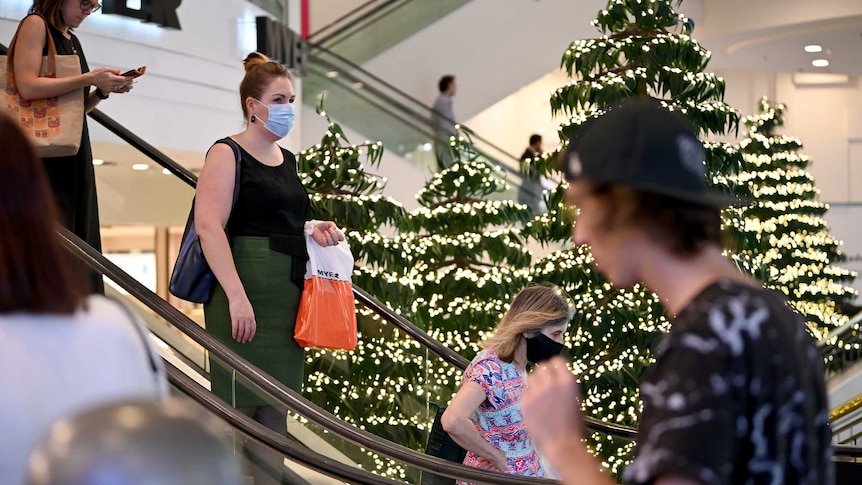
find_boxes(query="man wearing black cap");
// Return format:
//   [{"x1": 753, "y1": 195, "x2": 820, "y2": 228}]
[{"x1": 521, "y1": 99, "x2": 833, "y2": 485}]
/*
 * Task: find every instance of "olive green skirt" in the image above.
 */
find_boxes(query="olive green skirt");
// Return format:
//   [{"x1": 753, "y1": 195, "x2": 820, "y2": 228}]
[{"x1": 205, "y1": 236, "x2": 305, "y2": 406}]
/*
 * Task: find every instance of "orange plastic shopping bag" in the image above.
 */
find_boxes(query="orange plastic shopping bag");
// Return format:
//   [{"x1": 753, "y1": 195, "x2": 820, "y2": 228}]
[{"x1": 295, "y1": 231, "x2": 357, "y2": 350}]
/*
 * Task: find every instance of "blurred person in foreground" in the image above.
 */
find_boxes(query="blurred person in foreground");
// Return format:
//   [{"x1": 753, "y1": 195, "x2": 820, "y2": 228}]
[
  {"x1": 442, "y1": 284, "x2": 574, "y2": 483},
  {"x1": 521, "y1": 98, "x2": 832, "y2": 485},
  {"x1": 0, "y1": 113, "x2": 166, "y2": 485},
  {"x1": 27, "y1": 398, "x2": 242, "y2": 485}
]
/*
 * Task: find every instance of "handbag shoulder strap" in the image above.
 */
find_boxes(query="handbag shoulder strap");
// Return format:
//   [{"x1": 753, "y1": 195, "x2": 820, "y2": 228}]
[
  {"x1": 214, "y1": 137, "x2": 242, "y2": 207},
  {"x1": 6, "y1": 14, "x2": 59, "y2": 73}
]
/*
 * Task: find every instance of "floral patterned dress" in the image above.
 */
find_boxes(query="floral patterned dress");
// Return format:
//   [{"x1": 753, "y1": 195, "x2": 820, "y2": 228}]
[{"x1": 457, "y1": 349, "x2": 543, "y2": 484}]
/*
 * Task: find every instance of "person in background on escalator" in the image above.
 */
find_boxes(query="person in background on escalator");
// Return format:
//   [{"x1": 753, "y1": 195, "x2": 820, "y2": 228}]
[
  {"x1": 518, "y1": 134, "x2": 544, "y2": 209},
  {"x1": 521, "y1": 99, "x2": 833, "y2": 485},
  {"x1": 441, "y1": 283, "x2": 574, "y2": 483},
  {"x1": 11, "y1": 0, "x2": 138, "y2": 295},
  {"x1": 195, "y1": 51, "x2": 344, "y2": 485},
  {"x1": 0, "y1": 113, "x2": 167, "y2": 485},
  {"x1": 431, "y1": 74, "x2": 458, "y2": 168}
]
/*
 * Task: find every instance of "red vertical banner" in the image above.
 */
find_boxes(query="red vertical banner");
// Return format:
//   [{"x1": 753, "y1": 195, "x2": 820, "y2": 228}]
[{"x1": 301, "y1": 0, "x2": 310, "y2": 39}]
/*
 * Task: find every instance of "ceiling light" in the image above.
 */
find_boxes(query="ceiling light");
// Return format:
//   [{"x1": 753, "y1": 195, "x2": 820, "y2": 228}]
[
  {"x1": 132, "y1": 163, "x2": 150, "y2": 171},
  {"x1": 804, "y1": 45, "x2": 822, "y2": 53},
  {"x1": 812, "y1": 59, "x2": 829, "y2": 67},
  {"x1": 326, "y1": 71, "x2": 339, "y2": 78},
  {"x1": 162, "y1": 168, "x2": 172, "y2": 175},
  {"x1": 92, "y1": 159, "x2": 104, "y2": 165}
]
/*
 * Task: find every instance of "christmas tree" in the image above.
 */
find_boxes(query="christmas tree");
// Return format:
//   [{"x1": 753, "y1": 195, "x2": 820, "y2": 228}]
[
  {"x1": 729, "y1": 97, "x2": 856, "y2": 340},
  {"x1": 399, "y1": 126, "x2": 535, "y2": 398},
  {"x1": 525, "y1": 0, "x2": 744, "y2": 474}
]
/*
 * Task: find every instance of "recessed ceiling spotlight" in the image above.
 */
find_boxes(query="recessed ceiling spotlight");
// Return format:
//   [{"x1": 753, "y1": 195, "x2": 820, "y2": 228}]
[
  {"x1": 92, "y1": 159, "x2": 104, "y2": 165},
  {"x1": 804, "y1": 44, "x2": 823, "y2": 53},
  {"x1": 132, "y1": 163, "x2": 150, "y2": 171},
  {"x1": 162, "y1": 168, "x2": 172, "y2": 175},
  {"x1": 812, "y1": 59, "x2": 830, "y2": 67}
]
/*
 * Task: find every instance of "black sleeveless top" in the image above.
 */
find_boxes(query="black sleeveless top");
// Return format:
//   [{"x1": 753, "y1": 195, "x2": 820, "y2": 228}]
[{"x1": 217, "y1": 138, "x2": 310, "y2": 262}]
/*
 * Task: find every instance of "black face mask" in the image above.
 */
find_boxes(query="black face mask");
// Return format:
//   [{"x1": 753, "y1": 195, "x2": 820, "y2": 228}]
[{"x1": 525, "y1": 333, "x2": 565, "y2": 364}]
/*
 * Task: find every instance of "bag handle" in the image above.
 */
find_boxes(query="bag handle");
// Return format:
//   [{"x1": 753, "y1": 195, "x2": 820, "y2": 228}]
[{"x1": 5, "y1": 14, "x2": 61, "y2": 75}]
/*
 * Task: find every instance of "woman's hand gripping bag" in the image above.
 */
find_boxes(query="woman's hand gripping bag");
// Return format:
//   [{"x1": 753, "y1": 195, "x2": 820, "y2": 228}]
[{"x1": 295, "y1": 232, "x2": 357, "y2": 350}]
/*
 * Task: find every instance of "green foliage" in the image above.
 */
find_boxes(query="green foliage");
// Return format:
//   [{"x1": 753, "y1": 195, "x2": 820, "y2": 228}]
[
  {"x1": 401, "y1": 131, "x2": 535, "y2": 344},
  {"x1": 729, "y1": 98, "x2": 857, "y2": 338},
  {"x1": 527, "y1": 0, "x2": 744, "y2": 475}
]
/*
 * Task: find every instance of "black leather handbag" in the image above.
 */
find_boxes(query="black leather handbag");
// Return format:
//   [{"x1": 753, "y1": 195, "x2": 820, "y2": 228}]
[
  {"x1": 421, "y1": 403, "x2": 468, "y2": 485},
  {"x1": 169, "y1": 138, "x2": 241, "y2": 303}
]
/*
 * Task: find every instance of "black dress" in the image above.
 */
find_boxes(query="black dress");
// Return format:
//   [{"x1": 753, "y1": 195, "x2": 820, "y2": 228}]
[{"x1": 42, "y1": 20, "x2": 104, "y2": 294}]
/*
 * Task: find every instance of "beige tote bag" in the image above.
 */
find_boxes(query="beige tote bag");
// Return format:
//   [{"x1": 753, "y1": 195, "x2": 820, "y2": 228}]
[{"x1": 2, "y1": 14, "x2": 84, "y2": 158}]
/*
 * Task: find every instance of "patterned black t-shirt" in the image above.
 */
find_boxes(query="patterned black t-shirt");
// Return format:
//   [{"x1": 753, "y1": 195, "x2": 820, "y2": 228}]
[{"x1": 623, "y1": 279, "x2": 833, "y2": 485}]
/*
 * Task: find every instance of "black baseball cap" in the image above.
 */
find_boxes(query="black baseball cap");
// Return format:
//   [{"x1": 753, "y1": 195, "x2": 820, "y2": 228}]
[{"x1": 562, "y1": 98, "x2": 741, "y2": 207}]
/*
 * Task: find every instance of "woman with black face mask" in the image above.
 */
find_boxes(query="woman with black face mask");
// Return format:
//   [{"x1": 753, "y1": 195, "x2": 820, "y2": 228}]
[{"x1": 441, "y1": 284, "x2": 573, "y2": 483}]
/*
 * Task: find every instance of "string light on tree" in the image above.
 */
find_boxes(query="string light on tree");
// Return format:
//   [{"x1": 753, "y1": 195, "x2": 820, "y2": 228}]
[
  {"x1": 728, "y1": 97, "x2": 857, "y2": 340},
  {"x1": 525, "y1": 0, "x2": 746, "y2": 475}
]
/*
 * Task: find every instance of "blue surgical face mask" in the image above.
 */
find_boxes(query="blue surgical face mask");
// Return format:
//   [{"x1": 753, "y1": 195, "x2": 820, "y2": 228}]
[{"x1": 255, "y1": 99, "x2": 295, "y2": 138}]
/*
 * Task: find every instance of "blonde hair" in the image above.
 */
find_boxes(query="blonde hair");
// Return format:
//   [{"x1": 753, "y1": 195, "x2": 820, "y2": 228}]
[
  {"x1": 239, "y1": 52, "x2": 292, "y2": 118},
  {"x1": 481, "y1": 283, "x2": 574, "y2": 362}
]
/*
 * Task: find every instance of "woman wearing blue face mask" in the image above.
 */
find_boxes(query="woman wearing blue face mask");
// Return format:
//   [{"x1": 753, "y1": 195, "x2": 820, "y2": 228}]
[
  {"x1": 441, "y1": 283, "x2": 574, "y2": 483},
  {"x1": 194, "y1": 51, "x2": 343, "y2": 485}
]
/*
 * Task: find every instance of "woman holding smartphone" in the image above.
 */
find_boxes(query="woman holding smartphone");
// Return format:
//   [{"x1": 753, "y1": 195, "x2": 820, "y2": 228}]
[{"x1": 11, "y1": 0, "x2": 134, "y2": 294}]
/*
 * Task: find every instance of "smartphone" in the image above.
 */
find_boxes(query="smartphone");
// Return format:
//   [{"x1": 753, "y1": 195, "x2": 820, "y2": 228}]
[{"x1": 122, "y1": 66, "x2": 146, "y2": 78}]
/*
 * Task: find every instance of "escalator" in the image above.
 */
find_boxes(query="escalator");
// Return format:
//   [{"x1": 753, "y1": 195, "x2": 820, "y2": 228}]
[
  {"x1": 302, "y1": 5, "x2": 545, "y2": 210},
  {"x1": 308, "y1": 0, "x2": 471, "y2": 67},
  {"x1": 302, "y1": 43, "x2": 543, "y2": 210},
  {"x1": 61, "y1": 225, "x2": 564, "y2": 485}
]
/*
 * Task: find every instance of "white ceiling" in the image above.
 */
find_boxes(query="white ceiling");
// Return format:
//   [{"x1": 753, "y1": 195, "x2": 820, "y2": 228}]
[{"x1": 688, "y1": 0, "x2": 862, "y2": 76}]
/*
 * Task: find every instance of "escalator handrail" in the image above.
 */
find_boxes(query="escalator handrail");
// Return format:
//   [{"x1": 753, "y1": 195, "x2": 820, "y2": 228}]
[
  {"x1": 88, "y1": 110, "x2": 199, "y2": 187},
  {"x1": 308, "y1": 43, "x2": 523, "y2": 167},
  {"x1": 166, "y1": 362, "x2": 404, "y2": 485},
  {"x1": 352, "y1": 286, "x2": 470, "y2": 369},
  {"x1": 818, "y1": 308, "x2": 862, "y2": 348},
  {"x1": 306, "y1": 58, "x2": 536, "y2": 192},
  {"x1": 308, "y1": 0, "x2": 403, "y2": 44},
  {"x1": 57, "y1": 227, "x2": 563, "y2": 484}
]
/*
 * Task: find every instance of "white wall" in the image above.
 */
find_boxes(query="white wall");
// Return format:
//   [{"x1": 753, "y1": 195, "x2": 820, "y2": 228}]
[
  {"x1": 711, "y1": 70, "x2": 862, "y2": 204},
  {"x1": 464, "y1": 70, "x2": 569, "y2": 158}
]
